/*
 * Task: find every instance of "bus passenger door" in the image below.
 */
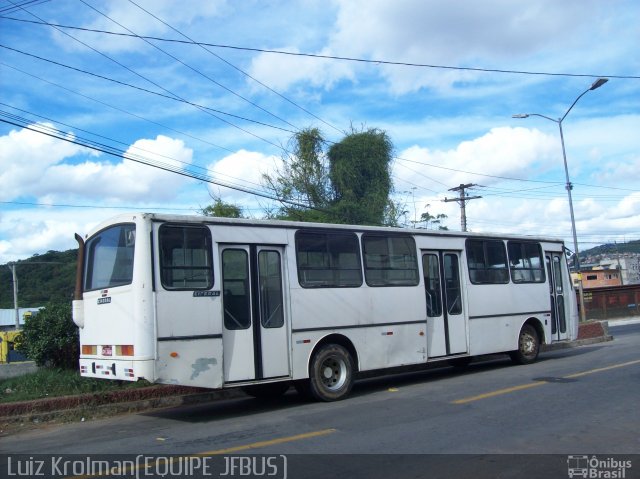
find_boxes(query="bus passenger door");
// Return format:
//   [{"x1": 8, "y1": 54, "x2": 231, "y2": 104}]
[
  {"x1": 546, "y1": 254, "x2": 568, "y2": 341},
  {"x1": 422, "y1": 251, "x2": 468, "y2": 357},
  {"x1": 221, "y1": 245, "x2": 290, "y2": 383}
]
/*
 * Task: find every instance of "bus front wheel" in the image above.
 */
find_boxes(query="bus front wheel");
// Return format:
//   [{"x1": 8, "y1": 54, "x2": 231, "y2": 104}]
[
  {"x1": 510, "y1": 324, "x2": 540, "y2": 365},
  {"x1": 307, "y1": 344, "x2": 354, "y2": 402}
]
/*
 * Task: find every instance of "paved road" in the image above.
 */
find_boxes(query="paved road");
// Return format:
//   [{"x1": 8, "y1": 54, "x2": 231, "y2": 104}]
[{"x1": 2, "y1": 323, "x2": 639, "y2": 478}]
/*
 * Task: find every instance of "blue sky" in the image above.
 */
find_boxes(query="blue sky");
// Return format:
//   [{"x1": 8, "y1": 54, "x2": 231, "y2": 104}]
[{"x1": 0, "y1": 0, "x2": 639, "y2": 263}]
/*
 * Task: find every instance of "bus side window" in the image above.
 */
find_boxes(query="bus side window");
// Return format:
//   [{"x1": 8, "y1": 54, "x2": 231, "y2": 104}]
[
  {"x1": 295, "y1": 230, "x2": 362, "y2": 288},
  {"x1": 507, "y1": 241, "x2": 545, "y2": 284},
  {"x1": 465, "y1": 239, "x2": 509, "y2": 285},
  {"x1": 159, "y1": 224, "x2": 213, "y2": 290}
]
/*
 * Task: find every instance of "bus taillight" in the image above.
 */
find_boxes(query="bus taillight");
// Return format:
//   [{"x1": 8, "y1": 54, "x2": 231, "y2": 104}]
[
  {"x1": 81, "y1": 345, "x2": 97, "y2": 355},
  {"x1": 116, "y1": 345, "x2": 135, "y2": 356}
]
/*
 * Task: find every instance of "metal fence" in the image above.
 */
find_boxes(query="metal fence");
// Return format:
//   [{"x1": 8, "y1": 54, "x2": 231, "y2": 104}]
[{"x1": 579, "y1": 284, "x2": 640, "y2": 320}]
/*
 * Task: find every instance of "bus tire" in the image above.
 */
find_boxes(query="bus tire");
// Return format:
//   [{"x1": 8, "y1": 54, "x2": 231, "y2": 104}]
[
  {"x1": 308, "y1": 344, "x2": 354, "y2": 402},
  {"x1": 510, "y1": 324, "x2": 540, "y2": 365},
  {"x1": 242, "y1": 381, "x2": 291, "y2": 399}
]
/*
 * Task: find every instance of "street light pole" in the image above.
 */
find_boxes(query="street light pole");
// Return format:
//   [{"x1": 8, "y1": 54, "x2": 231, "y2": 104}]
[{"x1": 513, "y1": 77, "x2": 608, "y2": 323}]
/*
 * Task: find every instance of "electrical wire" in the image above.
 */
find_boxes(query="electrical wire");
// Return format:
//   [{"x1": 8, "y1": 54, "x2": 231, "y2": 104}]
[
  {"x1": 2, "y1": 15, "x2": 638, "y2": 80},
  {"x1": 0, "y1": 101, "x2": 268, "y2": 192},
  {"x1": 0, "y1": 112, "x2": 328, "y2": 213},
  {"x1": 126, "y1": 0, "x2": 344, "y2": 135},
  {"x1": 0, "y1": 4, "x2": 290, "y2": 151},
  {"x1": 79, "y1": 0, "x2": 300, "y2": 132},
  {"x1": 0, "y1": 44, "x2": 296, "y2": 137}
]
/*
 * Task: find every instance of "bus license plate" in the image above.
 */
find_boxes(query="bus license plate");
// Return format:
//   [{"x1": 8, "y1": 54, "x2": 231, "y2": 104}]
[{"x1": 102, "y1": 346, "x2": 113, "y2": 356}]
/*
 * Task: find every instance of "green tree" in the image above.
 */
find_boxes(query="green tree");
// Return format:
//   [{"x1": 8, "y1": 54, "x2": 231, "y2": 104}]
[
  {"x1": 328, "y1": 128, "x2": 394, "y2": 225},
  {"x1": 15, "y1": 301, "x2": 78, "y2": 369},
  {"x1": 263, "y1": 127, "x2": 332, "y2": 222},
  {"x1": 419, "y1": 209, "x2": 449, "y2": 230},
  {"x1": 201, "y1": 196, "x2": 245, "y2": 218},
  {"x1": 263, "y1": 126, "x2": 397, "y2": 226}
]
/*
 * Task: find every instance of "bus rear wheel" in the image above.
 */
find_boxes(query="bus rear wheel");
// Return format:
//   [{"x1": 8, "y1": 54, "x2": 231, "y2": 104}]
[
  {"x1": 307, "y1": 344, "x2": 354, "y2": 402},
  {"x1": 510, "y1": 324, "x2": 540, "y2": 365}
]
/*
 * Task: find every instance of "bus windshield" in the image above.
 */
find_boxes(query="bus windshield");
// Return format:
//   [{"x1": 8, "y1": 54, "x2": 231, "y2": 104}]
[{"x1": 84, "y1": 223, "x2": 136, "y2": 291}]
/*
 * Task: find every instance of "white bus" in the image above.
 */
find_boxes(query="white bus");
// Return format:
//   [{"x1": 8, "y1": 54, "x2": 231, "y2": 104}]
[{"x1": 72, "y1": 213, "x2": 578, "y2": 401}]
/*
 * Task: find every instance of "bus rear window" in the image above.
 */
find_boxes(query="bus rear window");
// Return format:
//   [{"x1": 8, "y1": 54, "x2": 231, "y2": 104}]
[{"x1": 84, "y1": 224, "x2": 136, "y2": 291}]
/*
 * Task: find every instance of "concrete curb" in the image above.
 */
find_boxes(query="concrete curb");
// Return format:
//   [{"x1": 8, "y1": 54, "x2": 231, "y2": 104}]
[
  {"x1": 542, "y1": 334, "x2": 613, "y2": 352},
  {"x1": 0, "y1": 386, "x2": 246, "y2": 433}
]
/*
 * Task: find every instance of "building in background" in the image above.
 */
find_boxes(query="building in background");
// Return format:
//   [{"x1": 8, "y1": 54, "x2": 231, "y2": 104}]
[{"x1": 598, "y1": 256, "x2": 640, "y2": 285}]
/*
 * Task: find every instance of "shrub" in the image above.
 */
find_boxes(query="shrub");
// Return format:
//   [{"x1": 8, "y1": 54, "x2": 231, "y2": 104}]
[{"x1": 15, "y1": 301, "x2": 78, "y2": 369}]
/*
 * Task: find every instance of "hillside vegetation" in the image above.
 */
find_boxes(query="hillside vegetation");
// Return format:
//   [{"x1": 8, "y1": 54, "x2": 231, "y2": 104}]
[
  {"x1": 0, "y1": 249, "x2": 77, "y2": 309},
  {"x1": 580, "y1": 240, "x2": 640, "y2": 258}
]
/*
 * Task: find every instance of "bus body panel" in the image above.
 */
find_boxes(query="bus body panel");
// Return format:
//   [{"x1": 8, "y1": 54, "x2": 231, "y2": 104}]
[
  {"x1": 288, "y1": 285, "x2": 427, "y2": 373},
  {"x1": 156, "y1": 338, "x2": 223, "y2": 388},
  {"x1": 77, "y1": 214, "x2": 156, "y2": 381}
]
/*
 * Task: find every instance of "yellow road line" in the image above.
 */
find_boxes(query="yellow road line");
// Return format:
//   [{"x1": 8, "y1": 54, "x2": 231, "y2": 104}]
[
  {"x1": 67, "y1": 428, "x2": 336, "y2": 479},
  {"x1": 452, "y1": 382, "x2": 545, "y2": 404},
  {"x1": 452, "y1": 359, "x2": 640, "y2": 405},
  {"x1": 563, "y1": 359, "x2": 640, "y2": 379},
  {"x1": 197, "y1": 428, "x2": 337, "y2": 455}
]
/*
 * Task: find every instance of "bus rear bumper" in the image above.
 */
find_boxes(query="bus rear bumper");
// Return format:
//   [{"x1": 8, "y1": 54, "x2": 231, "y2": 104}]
[{"x1": 79, "y1": 358, "x2": 155, "y2": 382}]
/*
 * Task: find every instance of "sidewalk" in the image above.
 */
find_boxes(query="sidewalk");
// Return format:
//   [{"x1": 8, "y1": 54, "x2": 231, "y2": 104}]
[{"x1": 608, "y1": 317, "x2": 640, "y2": 326}]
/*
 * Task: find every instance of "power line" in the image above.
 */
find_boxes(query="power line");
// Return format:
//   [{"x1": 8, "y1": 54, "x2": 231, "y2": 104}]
[
  {"x1": 0, "y1": 109, "x2": 268, "y2": 196},
  {"x1": 2, "y1": 15, "x2": 638, "y2": 80},
  {"x1": 0, "y1": 0, "x2": 49, "y2": 15},
  {"x1": 0, "y1": 113, "x2": 328, "y2": 213},
  {"x1": 126, "y1": 0, "x2": 343, "y2": 135},
  {"x1": 78, "y1": 0, "x2": 300, "y2": 132},
  {"x1": 0, "y1": 61, "x2": 235, "y2": 155},
  {"x1": 1, "y1": 5, "x2": 290, "y2": 151},
  {"x1": 394, "y1": 155, "x2": 564, "y2": 184},
  {"x1": 0, "y1": 101, "x2": 269, "y2": 192},
  {"x1": 0, "y1": 44, "x2": 296, "y2": 137}
]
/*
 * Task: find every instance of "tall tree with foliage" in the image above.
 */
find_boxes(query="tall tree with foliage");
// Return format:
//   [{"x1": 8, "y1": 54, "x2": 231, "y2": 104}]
[
  {"x1": 263, "y1": 127, "x2": 331, "y2": 222},
  {"x1": 264, "y1": 126, "x2": 398, "y2": 226},
  {"x1": 328, "y1": 128, "x2": 393, "y2": 225}
]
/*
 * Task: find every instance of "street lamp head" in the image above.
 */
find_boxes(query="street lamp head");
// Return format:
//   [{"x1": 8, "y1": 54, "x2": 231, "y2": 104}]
[
  {"x1": 589, "y1": 78, "x2": 608, "y2": 91},
  {"x1": 512, "y1": 114, "x2": 529, "y2": 119}
]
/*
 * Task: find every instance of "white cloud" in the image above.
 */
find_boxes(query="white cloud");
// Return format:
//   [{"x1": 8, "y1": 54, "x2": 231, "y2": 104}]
[
  {"x1": 0, "y1": 124, "x2": 91, "y2": 200},
  {"x1": 53, "y1": 0, "x2": 227, "y2": 53},
  {"x1": 249, "y1": 47, "x2": 356, "y2": 93},
  {"x1": 394, "y1": 127, "x2": 558, "y2": 190},
  {"x1": 0, "y1": 208, "x2": 96, "y2": 263},
  {"x1": 43, "y1": 135, "x2": 195, "y2": 201},
  {"x1": 206, "y1": 149, "x2": 282, "y2": 206},
  {"x1": 0, "y1": 125, "x2": 194, "y2": 202},
  {"x1": 248, "y1": 0, "x2": 605, "y2": 93}
]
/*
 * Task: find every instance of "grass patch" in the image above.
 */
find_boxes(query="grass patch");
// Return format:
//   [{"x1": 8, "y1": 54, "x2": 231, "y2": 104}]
[{"x1": 0, "y1": 368, "x2": 151, "y2": 403}]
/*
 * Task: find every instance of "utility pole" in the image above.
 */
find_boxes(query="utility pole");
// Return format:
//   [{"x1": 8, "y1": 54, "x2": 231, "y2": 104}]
[
  {"x1": 5, "y1": 261, "x2": 65, "y2": 330},
  {"x1": 7, "y1": 263, "x2": 19, "y2": 330},
  {"x1": 443, "y1": 183, "x2": 482, "y2": 232}
]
